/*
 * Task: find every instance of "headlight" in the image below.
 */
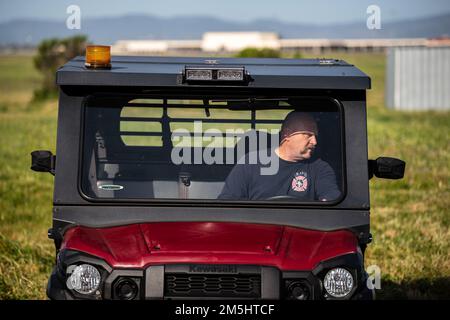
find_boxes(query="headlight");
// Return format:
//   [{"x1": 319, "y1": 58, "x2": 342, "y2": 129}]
[
  {"x1": 67, "y1": 264, "x2": 101, "y2": 295},
  {"x1": 323, "y1": 267, "x2": 354, "y2": 298}
]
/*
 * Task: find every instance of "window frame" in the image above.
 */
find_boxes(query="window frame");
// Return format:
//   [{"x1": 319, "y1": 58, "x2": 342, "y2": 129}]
[{"x1": 78, "y1": 93, "x2": 347, "y2": 208}]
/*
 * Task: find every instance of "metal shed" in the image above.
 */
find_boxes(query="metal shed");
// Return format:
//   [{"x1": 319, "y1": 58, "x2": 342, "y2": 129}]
[{"x1": 386, "y1": 46, "x2": 450, "y2": 111}]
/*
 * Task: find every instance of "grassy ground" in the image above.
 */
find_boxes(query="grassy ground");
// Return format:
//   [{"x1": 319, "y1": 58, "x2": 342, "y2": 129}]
[
  {"x1": 0, "y1": 55, "x2": 57, "y2": 299},
  {"x1": 0, "y1": 53, "x2": 449, "y2": 299},
  {"x1": 321, "y1": 53, "x2": 450, "y2": 299}
]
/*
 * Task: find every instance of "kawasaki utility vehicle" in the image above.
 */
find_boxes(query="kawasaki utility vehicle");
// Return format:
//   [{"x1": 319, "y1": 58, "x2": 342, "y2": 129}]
[{"x1": 31, "y1": 50, "x2": 405, "y2": 300}]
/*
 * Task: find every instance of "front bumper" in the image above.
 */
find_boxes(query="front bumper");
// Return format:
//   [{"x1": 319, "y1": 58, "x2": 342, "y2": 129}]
[{"x1": 47, "y1": 250, "x2": 373, "y2": 300}]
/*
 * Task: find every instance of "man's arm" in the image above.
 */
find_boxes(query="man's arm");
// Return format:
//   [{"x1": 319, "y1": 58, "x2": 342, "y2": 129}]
[
  {"x1": 315, "y1": 161, "x2": 341, "y2": 201},
  {"x1": 218, "y1": 164, "x2": 249, "y2": 200}
]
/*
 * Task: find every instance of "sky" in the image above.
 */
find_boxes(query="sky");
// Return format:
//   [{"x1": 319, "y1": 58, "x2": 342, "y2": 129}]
[{"x1": 1, "y1": 0, "x2": 449, "y2": 24}]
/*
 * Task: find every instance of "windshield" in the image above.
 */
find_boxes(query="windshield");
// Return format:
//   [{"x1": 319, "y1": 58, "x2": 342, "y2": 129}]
[{"x1": 81, "y1": 95, "x2": 344, "y2": 203}]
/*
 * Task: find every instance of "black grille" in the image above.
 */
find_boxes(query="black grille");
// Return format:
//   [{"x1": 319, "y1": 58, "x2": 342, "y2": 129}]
[{"x1": 165, "y1": 273, "x2": 261, "y2": 298}]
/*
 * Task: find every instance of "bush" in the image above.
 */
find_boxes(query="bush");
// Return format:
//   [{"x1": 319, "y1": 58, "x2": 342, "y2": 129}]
[
  {"x1": 235, "y1": 47, "x2": 281, "y2": 58},
  {"x1": 292, "y1": 51, "x2": 303, "y2": 59},
  {"x1": 33, "y1": 35, "x2": 88, "y2": 100}
]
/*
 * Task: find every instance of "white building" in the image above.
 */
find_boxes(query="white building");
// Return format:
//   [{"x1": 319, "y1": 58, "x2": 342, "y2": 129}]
[
  {"x1": 201, "y1": 32, "x2": 280, "y2": 52},
  {"x1": 112, "y1": 39, "x2": 201, "y2": 55},
  {"x1": 113, "y1": 40, "x2": 169, "y2": 54}
]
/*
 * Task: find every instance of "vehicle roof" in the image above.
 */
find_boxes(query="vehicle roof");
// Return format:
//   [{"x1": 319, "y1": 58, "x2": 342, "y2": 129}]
[{"x1": 56, "y1": 55, "x2": 371, "y2": 90}]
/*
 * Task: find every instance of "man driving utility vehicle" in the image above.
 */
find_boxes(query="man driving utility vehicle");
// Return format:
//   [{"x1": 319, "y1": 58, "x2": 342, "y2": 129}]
[{"x1": 218, "y1": 111, "x2": 341, "y2": 201}]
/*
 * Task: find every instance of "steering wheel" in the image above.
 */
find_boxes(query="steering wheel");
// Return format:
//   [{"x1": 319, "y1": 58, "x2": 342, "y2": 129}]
[{"x1": 265, "y1": 195, "x2": 299, "y2": 201}]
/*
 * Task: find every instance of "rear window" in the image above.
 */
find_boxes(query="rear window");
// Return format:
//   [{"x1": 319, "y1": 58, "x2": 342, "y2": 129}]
[{"x1": 81, "y1": 95, "x2": 344, "y2": 203}]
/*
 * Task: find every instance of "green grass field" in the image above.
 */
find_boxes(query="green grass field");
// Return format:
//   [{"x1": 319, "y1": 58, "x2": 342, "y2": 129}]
[{"x1": 0, "y1": 53, "x2": 449, "y2": 299}]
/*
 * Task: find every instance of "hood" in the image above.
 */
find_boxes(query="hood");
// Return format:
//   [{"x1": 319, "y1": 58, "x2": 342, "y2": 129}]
[{"x1": 61, "y1": 222, "x2": 358, "y2": 271}]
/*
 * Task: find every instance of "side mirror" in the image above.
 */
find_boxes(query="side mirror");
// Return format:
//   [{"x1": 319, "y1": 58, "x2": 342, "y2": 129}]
[
  {"x1": 369, "y1": 157, "x2": 405, "y2": 180},
  {"x1": 31, "y1": 150, "x2": 55, "y2": 175}
]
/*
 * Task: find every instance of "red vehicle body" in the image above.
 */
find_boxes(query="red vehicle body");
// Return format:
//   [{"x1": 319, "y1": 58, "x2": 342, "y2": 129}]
[{"x1": 62, "y1": 223, "x2": 358, "y2": 270}]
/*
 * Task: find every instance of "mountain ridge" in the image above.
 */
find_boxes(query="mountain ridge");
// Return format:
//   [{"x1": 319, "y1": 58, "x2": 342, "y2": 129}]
[{"x1": 1, "y1": 13, "x2": 449, "y2": 45}]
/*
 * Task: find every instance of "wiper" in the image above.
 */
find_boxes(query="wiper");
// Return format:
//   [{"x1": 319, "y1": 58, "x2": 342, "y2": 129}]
[
  {"x1": 210, "y1": 98, "x2": 289, "y2": 103},
  {"x1": 202, "y1": 99, "x2": 211, "y2": 117}
]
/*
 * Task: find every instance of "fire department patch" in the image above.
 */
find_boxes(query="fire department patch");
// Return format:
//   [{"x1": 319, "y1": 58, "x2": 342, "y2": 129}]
[{"x1": 291, "y1": 172, "x2": 308, "y2": 192}]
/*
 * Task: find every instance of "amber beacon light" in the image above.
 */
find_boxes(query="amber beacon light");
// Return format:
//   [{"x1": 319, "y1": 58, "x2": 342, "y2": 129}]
[{"x1": 85, "y1": 45, "x2": 111, "y2": 69}]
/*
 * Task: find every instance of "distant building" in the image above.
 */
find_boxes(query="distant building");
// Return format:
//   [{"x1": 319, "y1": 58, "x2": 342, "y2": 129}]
[
  {"x1": 280, "y1": 38, "x2": 439, "y2": 53},
  {"x1": 201, "y1": 32, "x2": 280, "y2": 52},
  {"x1": 112, "y1": 40, "x2": 201, "y2": 55},
  {"x1": 111, "y1": 32, "x2": 450, "y2": 55},
  {"x1": 113, "y1": 40, "x2": 169, "y2": 54}
]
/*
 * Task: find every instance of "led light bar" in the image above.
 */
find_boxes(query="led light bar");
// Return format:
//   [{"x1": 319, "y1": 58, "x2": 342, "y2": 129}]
[
  {"x1": 186, "y1": 69, "x2": 213, "y2": 81},
  {"x1": 217, "y1": 69, "x2": 245, "y2": 81},
  {"x1": 184, "y1": 66, "x2": 247, "y2": 83}
]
